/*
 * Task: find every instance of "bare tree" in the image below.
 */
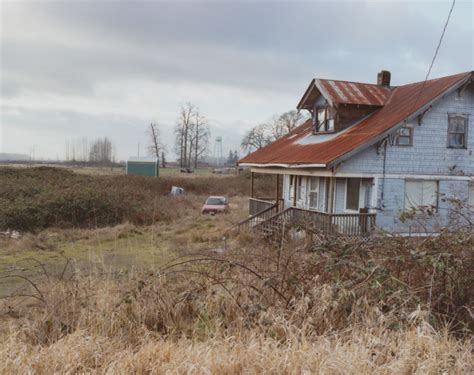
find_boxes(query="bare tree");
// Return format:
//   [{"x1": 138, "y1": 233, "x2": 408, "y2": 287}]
[
  {"x1": 174, "y1": 103, "x2": 197, "y2": 168},
  {"x1": 65, "y1": 140, "x2": 70, "y2": 161},
  {"x1": 89, "y1": 137, "x2": 114, "y2": 163},
  {"x1": 161, "y1": 151, "x2": 166, "y2": 168},
  {"x1": 270, "y1": 110, "x2": 308, "y2": 140},
  {"x1": 191, "y1": 111, "x2": 210, "y2": 168},
  {"x1": 147, "y1": 123, "x2": 165, "y2": 161},
  {"x1": 241, "y1": 124, "x2": 271, "y2": 152}
]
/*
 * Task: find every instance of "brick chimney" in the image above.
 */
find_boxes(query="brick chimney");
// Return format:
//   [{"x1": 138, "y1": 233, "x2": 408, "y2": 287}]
[{"x1": 377, "y1": 70, "x2": 391, "y2": 86}]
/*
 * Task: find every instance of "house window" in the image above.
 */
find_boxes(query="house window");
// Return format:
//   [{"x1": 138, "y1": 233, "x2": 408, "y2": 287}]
[
  {"x1": 396, "y1": 126, "x2": 413, "y2": 146},
  {"x1": 447, "y1": 114, "x2": 468, "y2": 148},
  {"x1": 404, "y1": 180, "x2": 438, "y2": 210},
  {"x1": 289, "y1": 175, "x2": 295, "y2": 201},
  {"x1": 296, "y1": 176, "x2": 303, "y2": 201},
  {"x1": 308, "y1": 177, "x2": 319, "y2": 209},
  {"x1": 314, "y1": 105, "x2": 335, "y2": 133},
  {"x1": 345, "y1": 178, "x2": 361, "y2": 211}
]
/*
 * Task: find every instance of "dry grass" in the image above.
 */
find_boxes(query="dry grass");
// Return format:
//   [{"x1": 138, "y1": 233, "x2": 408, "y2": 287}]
[
  {"x1": 0, "y1": 231, "x2": 472, "y2": 374},
  {"x1": 2, "y1": 326, "x2": 471, "y2": 374}
]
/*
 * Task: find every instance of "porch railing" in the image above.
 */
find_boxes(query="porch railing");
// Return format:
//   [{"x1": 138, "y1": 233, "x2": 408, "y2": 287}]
[
  {"x1": 249, "y1": 198, "x2": 275, "y2": 216},
  {"x1": 249, "y1": 197, "x2": 284, "y2": 216},
  {"x1": 251, "y1": 207, "x2": 376, "y2": 239},
  {"x1": 239, "y1": 203, "x2": 279, "y2": 232}
]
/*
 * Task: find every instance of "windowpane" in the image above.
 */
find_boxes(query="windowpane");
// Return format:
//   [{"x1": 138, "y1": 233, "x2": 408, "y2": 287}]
[
  {"x1": 346, "y1": 178, "x2": 360, "y2": 211},
  {"x1": 297, "y1": 177, "x2": 303, "y2": 200},
  {"x1": 400, "y1": 128, "x2": 410, "y2": 136},
  {"x1": 449, "y1": 134, "x2": 464, "y2": 147},
  {"x1": 405, "y1": 181, "x2": 423, "y2": 209},
  {"x1": 422, "y1": 181, "x2": 437, "y2": 208},
  {"x1": 398, "y1": 136, "x2": 411, "y2": 145},
  {"x1": 449, "y1": 117, "x2": 465, "y2": 132},
  {"x1": 404, "y1": 180, "x2": 438, "y2": 209},
  {"x1": 308, "y1": 177, "x2": 319, "y2": 209},
  {"x1": 309, "y1": 192, "x2": 318, "y2": 208},
  {"x1": 327, "y1": 119, "x2": 335, "y2": 132}
]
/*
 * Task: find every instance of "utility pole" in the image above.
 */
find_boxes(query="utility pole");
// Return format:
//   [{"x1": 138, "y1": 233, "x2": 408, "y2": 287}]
[{"x1": 137, "y1": 142, "x2": 140, "y2": 157}]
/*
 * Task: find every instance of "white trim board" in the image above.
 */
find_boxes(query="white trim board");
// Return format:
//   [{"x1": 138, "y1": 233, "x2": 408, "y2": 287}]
[{"x1": 249, "y1": 167, "x2": 473, "y2": 181}]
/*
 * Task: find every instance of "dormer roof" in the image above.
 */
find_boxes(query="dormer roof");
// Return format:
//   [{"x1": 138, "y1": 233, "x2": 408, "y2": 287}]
[{"x1": 298, "y1": 78, "x2": 392, "y2": 110}]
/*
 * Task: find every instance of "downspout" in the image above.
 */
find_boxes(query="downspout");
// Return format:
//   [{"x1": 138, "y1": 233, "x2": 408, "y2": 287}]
[{"x1": 379, "y1": 137, "x2": 389, "y2": 209}]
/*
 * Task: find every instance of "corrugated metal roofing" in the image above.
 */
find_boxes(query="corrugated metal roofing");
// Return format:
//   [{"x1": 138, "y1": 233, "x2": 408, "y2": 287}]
[
  {"x1": 317, "y1": 79, "x2": 391, "y2": 106},
  {"x1": 240, "y1": 72, "x2": 472, "y2": 167}
]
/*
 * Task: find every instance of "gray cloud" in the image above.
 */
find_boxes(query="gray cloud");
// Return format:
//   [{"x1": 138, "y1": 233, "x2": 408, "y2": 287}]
[{"x1": 1, "y1": 0, "x2": 472, "y2": 159}]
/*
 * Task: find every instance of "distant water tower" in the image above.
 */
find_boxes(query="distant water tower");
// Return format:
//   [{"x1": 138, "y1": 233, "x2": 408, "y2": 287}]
[{"x1": 213, "y1": 137, "x2": 224, "y2": 166}]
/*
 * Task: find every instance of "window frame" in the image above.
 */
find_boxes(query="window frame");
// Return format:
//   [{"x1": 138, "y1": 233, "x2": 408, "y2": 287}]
[
  {"x1": 447, "y1": 113, "x2": 468, "y2": 149},
  {"x1": 396, "y1": 126, "x2": 413, "y2": 146},
  {"x1": 314, "y1": 105, "x2": 335, "y2": 134}
]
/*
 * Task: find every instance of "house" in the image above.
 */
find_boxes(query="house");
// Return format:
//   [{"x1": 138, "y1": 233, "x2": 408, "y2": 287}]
[
  {"x1": 126, "y1": 157, "x2": 159, "y2": 177},
  {"x1": 238, "y1": 71, "x2": 473, "y2": 237}
]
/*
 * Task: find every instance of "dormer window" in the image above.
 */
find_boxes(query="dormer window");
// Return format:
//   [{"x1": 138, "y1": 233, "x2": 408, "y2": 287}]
[{"x1": 314, "y1": 105, "x2": 335, "y2": 133}]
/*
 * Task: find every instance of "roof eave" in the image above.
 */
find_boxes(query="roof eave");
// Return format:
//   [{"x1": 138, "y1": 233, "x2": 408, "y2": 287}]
[
  {"x1": 239, "y1": 162, "x2": 327, "y2": 169},
  {"x1": 296, "y1": 79, "x2": 317, "y2": 110}
]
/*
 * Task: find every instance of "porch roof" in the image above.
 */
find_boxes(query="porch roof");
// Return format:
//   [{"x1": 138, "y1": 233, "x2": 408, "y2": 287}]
[{"x1": 239, "y1": 72, "x2": 472, "y2": 168}]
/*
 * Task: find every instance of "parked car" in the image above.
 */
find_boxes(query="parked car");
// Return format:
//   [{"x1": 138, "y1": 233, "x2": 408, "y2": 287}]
[{"x1": 201, "y1": 196, "x2": 229, "y2": 215}]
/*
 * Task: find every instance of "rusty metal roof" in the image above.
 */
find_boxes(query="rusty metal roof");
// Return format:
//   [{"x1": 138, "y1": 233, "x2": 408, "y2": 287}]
[
  {"x1": 317, "y1": 79, "x2": 391, "y2": 106},
  {"x1": 240, "y1": 72, "x2": 472, "y2": 168}
]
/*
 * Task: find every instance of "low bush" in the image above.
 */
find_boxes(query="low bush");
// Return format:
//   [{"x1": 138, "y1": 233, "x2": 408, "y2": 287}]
[{"x1": 0, "y1": 167, "x2": 273, "y2": 231}]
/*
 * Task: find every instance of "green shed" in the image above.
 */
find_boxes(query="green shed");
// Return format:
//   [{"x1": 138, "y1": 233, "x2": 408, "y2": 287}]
[{"x1": 126, "y1": 157, "x2": 159, "y2": 177}]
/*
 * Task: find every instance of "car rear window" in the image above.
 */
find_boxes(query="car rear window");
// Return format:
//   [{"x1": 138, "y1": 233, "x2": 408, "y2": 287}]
[{"x1": 206, "y1": 197, "x2": 226, "y2": 205}]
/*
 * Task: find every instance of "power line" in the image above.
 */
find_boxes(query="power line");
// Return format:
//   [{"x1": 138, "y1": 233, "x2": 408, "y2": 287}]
[{"x1": 412, "y1": 0, "x2": 456, "y2": 111}]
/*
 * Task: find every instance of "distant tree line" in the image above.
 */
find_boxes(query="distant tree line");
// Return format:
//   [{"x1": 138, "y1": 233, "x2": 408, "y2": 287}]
[
  {"x1": 226, "y1": 150, "x2": 239, "y2": 165},
  {"x1": 64, "y1": 137, "x2": 115, "y2": 163}
]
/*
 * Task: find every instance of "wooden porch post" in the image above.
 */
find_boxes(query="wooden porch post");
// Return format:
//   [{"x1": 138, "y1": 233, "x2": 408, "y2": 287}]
[
  {"x1": 275, "y1": 174, "x2": 280, "y2": 211},
  {"x1": 328, "y1": 176, "x2": 335, "y2": 213},
  {"x1": 250, "y1": 172, "x2": 255, "y2": 198}
]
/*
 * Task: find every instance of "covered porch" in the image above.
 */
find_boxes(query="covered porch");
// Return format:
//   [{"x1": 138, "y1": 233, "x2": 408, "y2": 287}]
[{"x1": 241, "y1": 170, "x2": 377, "y2": 238}]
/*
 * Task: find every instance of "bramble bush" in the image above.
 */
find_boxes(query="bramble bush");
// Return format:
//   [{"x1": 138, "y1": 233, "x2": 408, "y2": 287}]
[{"x1": 0, "y1": 167, "x2": 273, "y2": 231}]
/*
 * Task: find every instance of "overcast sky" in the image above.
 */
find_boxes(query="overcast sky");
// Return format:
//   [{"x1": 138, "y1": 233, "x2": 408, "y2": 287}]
[{"x1": 0, "y1": 0, "x2": 472, "y2": 161}]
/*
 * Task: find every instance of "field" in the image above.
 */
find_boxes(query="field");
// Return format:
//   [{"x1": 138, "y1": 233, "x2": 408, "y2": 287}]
[{"x1": 0, "y1": 167, "x2": 472, "y2": 374}]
